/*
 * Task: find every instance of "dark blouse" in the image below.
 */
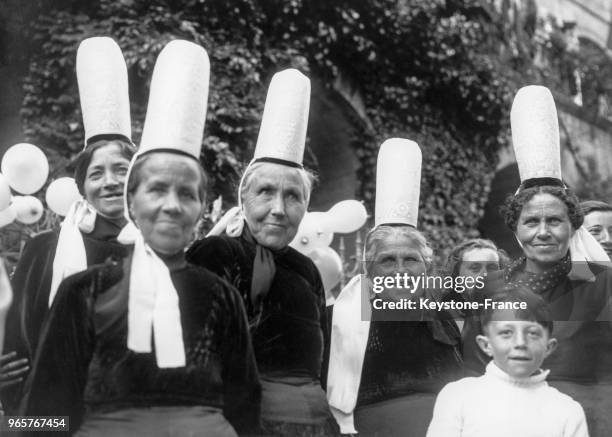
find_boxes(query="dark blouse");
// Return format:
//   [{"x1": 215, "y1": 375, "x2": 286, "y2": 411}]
[
  {"x1": 357, "y1": 320, "x2": 463, "y2": 407},
  {"x1": 187, "y1": 233, "x2": 329, "y2": 382},
  {"x1": 3, "y1": 216, "x2": 128, "y2": 413},
  {"x1": 18, "y1": 254, "x2": 261, "y2": 434},
  {"x1": 187, "y1": 233, "x2": 332, "y2": 431}
]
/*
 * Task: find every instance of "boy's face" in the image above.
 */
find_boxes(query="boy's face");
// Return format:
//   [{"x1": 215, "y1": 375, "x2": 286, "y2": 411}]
[{"x1": 476, "y1": 313, "x2": 557, "y2": 378}]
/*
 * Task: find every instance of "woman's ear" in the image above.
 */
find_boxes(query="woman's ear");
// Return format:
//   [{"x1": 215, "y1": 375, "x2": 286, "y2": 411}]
[{"x1": 476, "y1": 334, "x2": 493, "y2": 357}]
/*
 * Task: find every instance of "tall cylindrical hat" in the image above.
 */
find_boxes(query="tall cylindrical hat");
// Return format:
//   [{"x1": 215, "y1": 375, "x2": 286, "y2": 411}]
[
  {"x1": 139, "y1": 40, "x2": 210, "y2": 159},
  {"x1": 374, "y1": 139, "x2": 422, "y2": 227},
  {"x1": 76, "y1": 37, "x2": 132, "y2": 146},
  {"x1": 253, "y1": 68, "x2": 311, "y2": 167},
  {"x1": 511, "y1": 85, "x2": 561, "y2": 183}
]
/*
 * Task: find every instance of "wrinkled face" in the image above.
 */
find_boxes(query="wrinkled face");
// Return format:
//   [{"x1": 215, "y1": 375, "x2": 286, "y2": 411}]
[
  {"x1": 84, "y1": 143, "x2": 130, "y2": 219},
  {"x1": 129, "y1": 153, "x2": 204, "y2": 255},
  {"x1": 583, "y1": 211, "x2": 612, "y2": 258},
  {"x1": 367, "y1": 234, "x2": 428, "y2": 300},
  {"x1": 458, "y1": 248, "x2": 500, "y2": 279},
  {"x1": 477, "y1": 314, "x2": 556, "y2": 379},
  {"x1": 515, "y1": 193, "x2": 574, "y2": 273},
  {"x1": 242, "y1": 163, "x2": 308, "y2": 250}
]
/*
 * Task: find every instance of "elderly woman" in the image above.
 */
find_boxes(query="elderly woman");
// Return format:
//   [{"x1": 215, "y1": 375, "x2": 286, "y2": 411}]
[
  {"x1": 356, "y1": 226, "x2": 462, "y2": 436},
  {"x1": 581, "y1": 200, "x2": 612, "y2": 259},
  {"x1": 187, "y1": 69, "x2": 334, "y2": 436},
  {"x1": 2, "y1": 37, "x2": 135, "y2": 412},
  {"x1": 18, "y1": 41, "x2": 260, "y2": 436},
  {"x1": 328, "y1": 139, "x2": 462, "y2": 437},
  {"x1": 463, "y1": 86, "x2": 612, "y2": 436}
]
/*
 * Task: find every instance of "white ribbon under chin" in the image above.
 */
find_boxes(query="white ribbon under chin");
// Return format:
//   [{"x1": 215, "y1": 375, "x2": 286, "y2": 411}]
[
  {"x1": 118, "y1": 222, "x2": 186, "y2": 368},
  {"x1": 327, "y1": 274, "x2": 371, "y2": 434},
  {"x1": 49, "y1": 198, "x2": 97, "y2": 307}
]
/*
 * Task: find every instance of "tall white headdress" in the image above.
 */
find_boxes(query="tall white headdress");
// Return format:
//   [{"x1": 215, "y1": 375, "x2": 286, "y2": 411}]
[
  {"x1": 374, "y1": 138, "x2": 422, "y2": 227},
  {"x1": 511, "y1": 85, "x2": 561, "y2": 182},
  {"x1": 77, "y1": 37, "x2": 132, "y2": 146}
]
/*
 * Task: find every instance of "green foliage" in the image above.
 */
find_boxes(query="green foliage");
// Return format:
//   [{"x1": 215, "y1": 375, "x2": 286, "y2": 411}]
[{"x1": 14, "y1": 0, "x2": 520, "y2": 258}]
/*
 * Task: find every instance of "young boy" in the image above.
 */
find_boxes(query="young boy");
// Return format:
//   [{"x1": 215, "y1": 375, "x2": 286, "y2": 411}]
[{"x1": 427, "y1": 287, "x2": 589, "y2": 437}]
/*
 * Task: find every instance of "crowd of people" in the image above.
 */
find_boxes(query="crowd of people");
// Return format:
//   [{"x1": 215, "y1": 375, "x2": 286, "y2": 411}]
[{"x1": 1, "y1": 37, "x2": 612, "y2": 437}]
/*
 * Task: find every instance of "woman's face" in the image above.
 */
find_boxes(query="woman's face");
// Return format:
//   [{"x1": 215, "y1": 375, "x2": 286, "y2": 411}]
[
  {"x1": 515, "y1": 193, "x2": 574, "y2": 272},
  {"x1": 83, "y1": 143, "x2": 130, "y2": 219},
  {"x1": 583, "y1": 210, "x2": 612, "y2": 258},
  {"x1": 242, "y1": 163, "x2": 307, "y2": 250},
  {"x1": 458, "y1": 248, "x2": 500, "y2": 279},
  {"x1": 368, "y1": 233, "x2": 428, "y2": 301},
  {"x1": 129, "y1": 153, "x2": 204, "y2": 255}
]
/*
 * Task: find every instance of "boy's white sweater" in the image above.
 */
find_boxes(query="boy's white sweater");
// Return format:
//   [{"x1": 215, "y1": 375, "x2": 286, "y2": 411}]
[{"x1": 426, "y1": 361, "x2": 589, "y2": 437}]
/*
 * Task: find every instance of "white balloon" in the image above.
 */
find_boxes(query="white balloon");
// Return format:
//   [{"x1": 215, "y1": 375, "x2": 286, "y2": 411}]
[
  {"x1": 0, "y1": 173, "x2": 10, "y2": 211},
  {"x1": 308, "y1": 246, "x2": 343, "y2": 295},
  {"x1": 1, "y1": 143, "x2": 49, "y2": 194},
  {"x1": 12, "y1": 196, "x2": 44, "y2": 224},
  {"x1": 325, "y1": 200, "x2": 367, "y2": 233},
  {"x1": 290, "y1": 212, "x2": 333, "y2": 255},
  {"x1": 0, "y1": 205, "x2": 16, "y2": 228},
  {"x1": 46, "y1": 177, "x2": 80, "y2": 216}
]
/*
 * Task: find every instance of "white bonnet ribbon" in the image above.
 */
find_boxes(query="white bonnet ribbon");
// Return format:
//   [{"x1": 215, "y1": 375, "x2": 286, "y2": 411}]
[
  {"x1": 206, "y1": 159, "x2": 257, "y2": 238},
  {"x1": 118, "y1": 221, "x2": 186, "y2": 368},
  {"x1": 49, "y1": 198, "x2": 97, "y2": 307},
  {"x1": 206, "y1": 206, "x2": 244, "y2": 237},
  {"x1": 327, "y1": 274, "x2": 371, "y2": 434},
  {"x1": 568, "y1": 226, "x2": 611, "y2": 281}
]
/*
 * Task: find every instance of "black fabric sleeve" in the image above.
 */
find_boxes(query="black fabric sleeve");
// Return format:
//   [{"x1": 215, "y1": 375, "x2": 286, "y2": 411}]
[
  {"x1": 3, "y1": 232, "x2": 57, "y2": 413},
  {"x1": 18, "y1": 270, "x2": 97, "y2": 433},
  {"x1": 187, "y1": 237, "x2": 236, "y2": 282},
  {"x1": 314, "y1": 267, "x2": 330, "y2": 389},
  {"x1": 220, "y1": 282, "x2": 261, "y2": 435}
]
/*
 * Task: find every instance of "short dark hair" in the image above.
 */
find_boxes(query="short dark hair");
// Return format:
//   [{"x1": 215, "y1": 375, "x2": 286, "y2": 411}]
[
  {"x1": 445, "y1": 238, "x2": 504, "y2": 277},
  {"x1": 74, "y1": 138, "x2": 136, "y2": 195},
  {"x1": 580, "y1": 200, "x2": 612, "y2": 216},
  {"x1": 501, "y1": 185, "x2": 583, "y2": 232},
  {"x1": 126, "y1": 152, "x2": 208, "y2": 205},
  {"x1": 480, "y1": 285, "x2": 553, "y2": 335}
]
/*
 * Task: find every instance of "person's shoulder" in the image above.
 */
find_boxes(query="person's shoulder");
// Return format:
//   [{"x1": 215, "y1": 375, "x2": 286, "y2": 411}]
[
  {"x1": 187, "y1": 234, "x2": 241, "y2": 262},
  {"x1": 22, "y1": 229, "x2": 60, "y2": 252},
  {"x1": 436, "y1": 375, "x2": 483, "y2": 400},
  {"x1": 283, "y1": 246, "x2": 319, "y2": 279},
  {"x1": 542, "y1": 384, "x2": 587, "y2": 412},
  {"x1": 59, "y1": 257, "x2": 125, "y2": 298}
]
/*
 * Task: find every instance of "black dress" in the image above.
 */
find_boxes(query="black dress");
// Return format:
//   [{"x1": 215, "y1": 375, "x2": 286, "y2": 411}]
[
  {"x1": 462, "y1": 260, "x2": 612, "y2": 437},
  {"x1": 354, "y1": 317, "x2": 463, "y2": 437},
  {"x1": 3, "y1": 215, "x2": 128, "y2": 413},
  {"x1": 187, "y1": 232, "x2": 334, "y2": 436},
  {"x1": 18, "y1": 253, "x2": 261, "y2": 436}
]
